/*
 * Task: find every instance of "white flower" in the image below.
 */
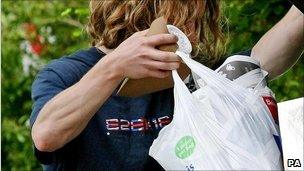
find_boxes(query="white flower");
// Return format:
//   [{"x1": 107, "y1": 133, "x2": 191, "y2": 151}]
[
  {"x1": 22, "y1": 54, "x2": 45, "y2": 76},
  {"x1": 46, "y1": 26, "x2": 52, "y2": 34},
  {"x1": 48, "y1": 35, "x2": 56, "y2": 44},
  {"x1": 22, "y1": 55, "x2": 32, "y2": 75},
  {"x1": 19, "y1": 41, "x2": 28, "y2": 50}
]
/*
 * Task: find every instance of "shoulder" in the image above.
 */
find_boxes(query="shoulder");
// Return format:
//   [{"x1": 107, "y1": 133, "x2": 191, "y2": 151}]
[{"x1": 38, "y1": 47, "x2": 105, "y2": 87}]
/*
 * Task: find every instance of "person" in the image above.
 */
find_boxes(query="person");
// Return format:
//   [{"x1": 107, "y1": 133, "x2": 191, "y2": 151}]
[
  {"x1": 252, "y1": 5, "x2": 303, "y2": 79},
  {"x1": 30, "y1": 0, "x2": 303, "y2": 170}
]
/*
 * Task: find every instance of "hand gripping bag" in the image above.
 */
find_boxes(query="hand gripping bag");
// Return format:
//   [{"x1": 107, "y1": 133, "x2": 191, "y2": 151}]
[{"x1": 149, "y1": 25, "x2": 282, "y2": 170}]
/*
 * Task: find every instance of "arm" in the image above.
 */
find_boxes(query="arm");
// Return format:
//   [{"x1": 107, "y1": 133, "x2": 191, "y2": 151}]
[
  {"x1": 32, "y1": 55, "x2": 123, "y2": 152},
  {"x1": 32, "y1": 31, "x2": 180, "y2": 152},
  {"x1": 252, "y1": 5, "x2": 304, "y2": 80}
]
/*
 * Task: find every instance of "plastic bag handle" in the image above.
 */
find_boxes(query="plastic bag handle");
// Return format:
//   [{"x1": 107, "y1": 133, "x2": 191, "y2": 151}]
[
  {"x1": 173, "y1": 50, "x2": 279, "y2": 134},
  {"x1": 172, "y1": 70, "x2": 192, "y2": 95},
  {"x1": 175, "y1": 51, "x2": 244, "y2": 89},
  {"x1": 171, "y1": 52, "x2": 195, "y2": 96},
  {"x1": 171, "y1": 53, "x2": 204, "y2": 124},
  {"x1": 253, "y1": 70, "x2": 268, "y2": 91}
]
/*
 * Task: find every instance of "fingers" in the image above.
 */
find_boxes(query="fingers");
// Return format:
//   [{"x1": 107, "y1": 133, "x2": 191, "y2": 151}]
[
  {"x1": 145, "y1": 34, "x2": 178, "y2": 47},
  {"x1": 145, "y1": 60, "x2": 180, "y2": 71},
  {"x1": 147, "y1": 70, "x2": 171, "y2": 78},
  {"x1": 148, "y1": 50, "x2": 180, "y2": 62},
  {"x1": 132, "y1": 29, "x2": 149, "y2": 37}
]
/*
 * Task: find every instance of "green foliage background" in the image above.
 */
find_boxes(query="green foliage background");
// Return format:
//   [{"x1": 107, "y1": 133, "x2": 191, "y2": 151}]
[{"x1": 1, "y1": 0, "x2": 303, "y2": 170}]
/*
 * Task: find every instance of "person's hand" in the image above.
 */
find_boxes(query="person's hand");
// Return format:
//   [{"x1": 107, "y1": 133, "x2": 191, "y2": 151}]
[{"x1": 107, "y1": 30, "x2": 181, "y2": 79}]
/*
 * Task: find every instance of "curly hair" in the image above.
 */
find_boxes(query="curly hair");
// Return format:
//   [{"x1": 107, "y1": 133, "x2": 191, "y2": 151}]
[{"x1": 87, "y1": 0, "x2": 225, "y2": 67}]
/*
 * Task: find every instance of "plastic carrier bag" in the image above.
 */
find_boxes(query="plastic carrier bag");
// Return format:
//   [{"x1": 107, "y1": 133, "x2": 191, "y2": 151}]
[{"x1": 149, "y1": 25, "x2": 282, "y2": 170}]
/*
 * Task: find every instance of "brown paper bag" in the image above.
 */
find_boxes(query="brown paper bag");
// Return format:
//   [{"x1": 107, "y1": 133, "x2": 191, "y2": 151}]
[{"x1": 117, "y1": 17, "x2": 190, "y2": 97}]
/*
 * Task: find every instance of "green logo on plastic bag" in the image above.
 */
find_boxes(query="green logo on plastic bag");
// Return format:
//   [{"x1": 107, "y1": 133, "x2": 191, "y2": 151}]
[{"x1": 175, "y1": 136, "x2": 196, "y2": 159}]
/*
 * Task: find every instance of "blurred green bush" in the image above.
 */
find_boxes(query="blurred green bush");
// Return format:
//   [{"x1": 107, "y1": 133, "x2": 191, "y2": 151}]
[{"x1": 1, "y1": 0, "x2": 303, "y2": 170}]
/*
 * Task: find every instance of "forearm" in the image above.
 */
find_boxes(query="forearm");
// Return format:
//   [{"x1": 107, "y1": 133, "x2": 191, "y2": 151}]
[
  {"x1": 252, "y1": 6, "x2": 304, "y2": 80},
  {"x1": 31, "y1": 30, "x2": 180, "y2": 152},
  {"x1": 32, "y1": 54, "x2": 123, "y2": 152}
]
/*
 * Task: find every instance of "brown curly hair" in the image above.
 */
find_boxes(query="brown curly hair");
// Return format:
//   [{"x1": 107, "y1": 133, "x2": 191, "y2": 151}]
[{"x1": 87, "y1": 0, "x2": 225, "y2": 67}]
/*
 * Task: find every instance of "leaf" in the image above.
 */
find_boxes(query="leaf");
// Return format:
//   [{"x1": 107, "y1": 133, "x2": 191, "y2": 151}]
[
  {"x1": 61, "y1": 8, "x2": 72, "y2": 17},
  {"x1": 74, "y1": 8, "x2": 89, "y2": 16}
]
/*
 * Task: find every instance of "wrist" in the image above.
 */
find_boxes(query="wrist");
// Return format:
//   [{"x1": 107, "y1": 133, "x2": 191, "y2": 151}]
[
  {"x1": 98, "y1": 53, "x2": 124, "y2": 81},
  {"x1": 79, "y1": 53, "x2": 124, "y2": 93}
]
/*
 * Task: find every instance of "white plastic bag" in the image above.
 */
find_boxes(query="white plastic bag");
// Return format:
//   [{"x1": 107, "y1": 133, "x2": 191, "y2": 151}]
[
  {"x1": 149, "y1": 50, "x2": 282, "y2": 170},
  {"x1": 214, "y1": 54, "x2": 281, "y2": 143}
]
